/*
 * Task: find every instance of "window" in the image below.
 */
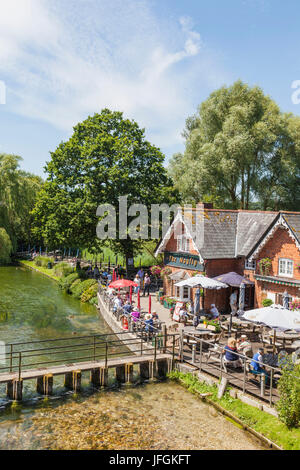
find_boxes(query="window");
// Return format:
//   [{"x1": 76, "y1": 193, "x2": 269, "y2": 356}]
[
  {"x1": 245, "y1": 259, "x2": 256, "y2": 270},
  {"x1": 278, "y1": 258, "x2": 294, "y2": 277},
  {"x1": 175, "y1": 286, "x2": 190, "y2": 301},
  {"x1": 176, "y1": 235, "x2": 189, "y2": 252}
]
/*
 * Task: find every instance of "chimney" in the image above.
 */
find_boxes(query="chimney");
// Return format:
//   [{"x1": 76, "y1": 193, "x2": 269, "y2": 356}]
[{"x1": 197, "y1": 202, "x2": 213, "y2": 210}]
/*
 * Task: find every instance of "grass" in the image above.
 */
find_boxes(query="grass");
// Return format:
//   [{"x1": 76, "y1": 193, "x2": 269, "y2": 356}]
[
  {"x1": 19, "y1": 260, "x2": 60, "y2": 281},
  {"x1": 168, "y1": 370, "x2": 300, "y2": 450},
  {"x1": 82, "y1": 242, "x2": 162, "y2": 268}
]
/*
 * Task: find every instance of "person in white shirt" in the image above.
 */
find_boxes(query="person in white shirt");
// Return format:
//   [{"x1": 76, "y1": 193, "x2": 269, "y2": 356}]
[{"x1": 210, "y1": 304, "x2": 219, "y2": 319}]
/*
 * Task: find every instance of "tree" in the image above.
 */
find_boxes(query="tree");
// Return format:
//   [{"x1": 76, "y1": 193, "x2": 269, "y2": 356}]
[
  {"x1": 0, "y1": 154, "x2": 43, "y2": 261},
  {"x1": 32, "y1": 109, "x2": 177, "y2": 270},
  {"x1": 169, "y1": 80, "x2": 300, "y2": 210},
  {"x1": 0, "y1": 228, "x2": 13, "y2": 264}
]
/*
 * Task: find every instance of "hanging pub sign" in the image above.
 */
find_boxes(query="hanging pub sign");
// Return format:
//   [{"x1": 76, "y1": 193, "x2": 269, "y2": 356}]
[{"x1": 164, "y1": 251, "x2": 204, "y2": 271}]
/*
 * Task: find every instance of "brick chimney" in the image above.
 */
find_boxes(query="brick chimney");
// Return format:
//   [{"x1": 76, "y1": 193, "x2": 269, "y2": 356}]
[{"x1": 197, "y1": 202, "x2": 214, "y2": 210}]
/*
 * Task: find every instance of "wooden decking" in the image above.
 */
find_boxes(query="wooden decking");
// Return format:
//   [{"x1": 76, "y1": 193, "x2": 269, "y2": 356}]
[{"x1": 0, "y1": 353, "x2": 172, "y2": 384}]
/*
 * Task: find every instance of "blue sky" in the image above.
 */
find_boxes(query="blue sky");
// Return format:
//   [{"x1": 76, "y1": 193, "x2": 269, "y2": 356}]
[{"x1": 0, "y1": 0, "x2": 300, "y2": 177}]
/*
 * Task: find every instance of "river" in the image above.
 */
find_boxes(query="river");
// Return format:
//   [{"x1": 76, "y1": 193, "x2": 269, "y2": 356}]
[{"x1": 0, "y1": 266, "x2": 264, "y2": 450}]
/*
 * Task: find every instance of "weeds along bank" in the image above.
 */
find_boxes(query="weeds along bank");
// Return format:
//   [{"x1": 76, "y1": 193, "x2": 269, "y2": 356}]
[{"x1": 20, "y1": 256, "x2": 99, "y2": 306}]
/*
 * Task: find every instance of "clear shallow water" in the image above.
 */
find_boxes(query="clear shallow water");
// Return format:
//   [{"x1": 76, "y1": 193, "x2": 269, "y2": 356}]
[
  {"x1": 0, "y1": 266, "x2": 264, "y2": 450},
  {"x1": 0, "y1": 265, "x2": 113, "y2": 407}
]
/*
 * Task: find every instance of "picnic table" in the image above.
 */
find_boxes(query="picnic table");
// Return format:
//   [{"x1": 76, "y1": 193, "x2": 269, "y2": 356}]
[{"x1": 267, "y1": 331, "x2": 300, "y2": 348}]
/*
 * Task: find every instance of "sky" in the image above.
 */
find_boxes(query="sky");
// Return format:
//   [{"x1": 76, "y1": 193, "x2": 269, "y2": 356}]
[{"x1": 0, "y1": 0, "x2": 300, "y2": 177}]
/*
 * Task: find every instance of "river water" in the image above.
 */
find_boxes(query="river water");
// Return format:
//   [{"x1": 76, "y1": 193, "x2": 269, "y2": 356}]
[{"x1": 0, "y1": 266, "x2": 264, "y2": 450}]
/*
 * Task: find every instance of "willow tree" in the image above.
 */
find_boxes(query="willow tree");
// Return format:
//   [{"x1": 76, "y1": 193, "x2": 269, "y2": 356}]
[
  {"x1": 0, "y1": 154, "x2": 43, "y2": 261},
  {"x1": 32, "y1": 109, "x2": 177, "y2": 269},
  {"x1": 169, "y1": 80, "x2": 300, "y2": 210}
]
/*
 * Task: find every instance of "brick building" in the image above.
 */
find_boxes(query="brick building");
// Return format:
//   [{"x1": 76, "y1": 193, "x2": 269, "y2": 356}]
[{"x1": 155, "y1": 204, "x2": 300, "y2": 313}]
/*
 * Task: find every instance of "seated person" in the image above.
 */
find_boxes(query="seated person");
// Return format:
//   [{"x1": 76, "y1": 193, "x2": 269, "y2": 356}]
[
  {"x1": 237, "y1": 335, "x2": 253, "y2": 357},
  {"x1": 224, "y1": 338, "x2": 242, "y2": 368},
  {"x1": 179, "y1": 305, "x2": 189, "y2": 323},
  {"x1": 144, "y1": 313, "x2": 154, "y2": 333},
  {"x1": 113, "y1": 295, "x2": 122, "y2": 313},
  {"x1": 152, "y1": 311, "x2": 159, "y2": 321},
  {"x1": 250, "y1": 348, "x2": 270, "y2": 384},
  {"x1": 210, "y1": 304, "x2": 219, "y2": 319},
  {"x1": 123, "y1": 301, "x2": 132, "y2": 315}
]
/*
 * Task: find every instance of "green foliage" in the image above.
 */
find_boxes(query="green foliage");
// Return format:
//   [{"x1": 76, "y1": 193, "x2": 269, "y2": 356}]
[
  {"x1": 169, "y1": 80, "x2": 300, "y2": 210},
  {"x1": 262, "y1": 298, "x2": 273, "y2": 307},
  {"x1": 0, "y1": 154, "x2": 43, "y2": 259},
  {"x1": 52, "y1": 262, "x2": 74, "y2": 277},
  {"x1": 0, "y1": 228, "x2": 13, "y2": 264},
  {"x1": 70, "y1": 279, "x2": 97, "y2": 299},
  {"x1": 81, "y1": 283, "x2": 98, "y2": 303},
  {"x1": 58, "y1": 272, "x2": 79, "y2": 292},
  {"x1": 276, "y1": 362, "x2": 300, "y2": 428},
  {"x1": 34, "y1": 256, "x2": 54, "y2": 268},
  {"x1": 31, "y1": 109, "x2": 178, "y2": 263}
]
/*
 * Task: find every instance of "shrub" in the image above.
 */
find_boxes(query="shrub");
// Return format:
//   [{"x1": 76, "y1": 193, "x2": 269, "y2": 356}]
[
  {"x1": 59, "y1": 272, "x2": 79, "y2": 292},
  {"x1": 34, "y1": 256, "x2": 54, "y2": 268},
  {"x1": 69, "y1": 279, "x2": 82, "y2": 295},
  {"x1": 71, "y1": 279, "x2": 97, "y2": 299},
  {"x1": 81, "y1": 283, "x2": 98, "y2": 303},
  {"x1": 53, "y1": 262, "x2": 73, "y2": 278},
  {"x1": 276, "y1": 362, "x2": 300, "y2": 428},
  {"x1": 262, "y1": 298, "x2": 273, "y2": 307},
  {"x1": 89, "y1": 297, "x2": 98, "y2": 306}
]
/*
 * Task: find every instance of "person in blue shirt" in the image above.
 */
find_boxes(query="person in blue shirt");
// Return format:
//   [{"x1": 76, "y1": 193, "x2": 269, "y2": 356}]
[
  {"x1": 224, "y1": 338, "x2": 242, "y2": 368},
  {"x1": 251, "y1": 348, "x2": 269, "y2": 384},
  {"x1": 123, "y1": 301, "x2": 132, "y2": 315}
]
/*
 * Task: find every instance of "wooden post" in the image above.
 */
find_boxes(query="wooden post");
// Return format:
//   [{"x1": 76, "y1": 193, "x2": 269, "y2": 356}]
[
  {"x1": 192, "y1": 344, "x2": 196, "y2": 363},
  {"x1": 37, "y1": 374, "x2": 53, "y2": 396},
  {"x1": 180, "y1": 330, "x2": 184, "y2": 362},
  {"x1": 7, "y1": 379, "x2": 23, "y2": 401},
  {"x1": 65, "y1": 370, "x2": 81, "y2": 392},
  {"x1": 100, "y1": 367, "x2": 108, "y2": 387},
  {"x1": 116, "y1": 365, "x2": 126, "y2": 383},
  {"x1": 155, "y1": 359, "x2": 168, "y2": 379},
  {"x1": 90, "y1": 368, "x2": 101, "y2": 387},
  {"x1": 199, "y1": 340, "x2": 203, "y2": 371},
  {"x1": 260, "y1": 373, "x2": 266, "y2": 397},
  {"x1": 162, "y1": 325, "x2": 167, "y2": 353},
  {"x1": 139, "y1": 361, "x2": 150, "y2": 380},
  {"x1": 125, "y1": 363, "x2": 134, "y2": 383}
]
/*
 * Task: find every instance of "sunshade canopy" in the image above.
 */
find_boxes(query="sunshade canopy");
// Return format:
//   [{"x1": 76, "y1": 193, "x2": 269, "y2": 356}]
[
  {"x1": 241, "y1": 304, "x2": 300, "y2": 332},
  {"x1": 175, "y1": 275, "x2": 228, "y2": 290},
  {"x1": 212, "y1": 272, "x2": 254, "y2": 287},
  {"x1": 108, "y1": 279, "x2": 138, "y2": 288}
]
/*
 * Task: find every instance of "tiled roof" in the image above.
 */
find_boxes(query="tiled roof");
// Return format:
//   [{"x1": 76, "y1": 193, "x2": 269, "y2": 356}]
[
  {"x1": 283, "y1": 213, "x2": 300, "y2": 244},
  {"x1": 191, "y1": 210, "x2": 300, "y2": 259}
]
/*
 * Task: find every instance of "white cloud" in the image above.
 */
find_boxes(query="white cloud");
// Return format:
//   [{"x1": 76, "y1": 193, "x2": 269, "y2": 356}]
[{"x1": 0, "y1": 0, "x2": 226, "y2": 153}]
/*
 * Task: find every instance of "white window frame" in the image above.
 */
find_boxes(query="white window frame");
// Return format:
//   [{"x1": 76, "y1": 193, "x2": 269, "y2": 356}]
[
  {"x1": 278, "y1": 258, "x2": 294, "y2": 278},
  {"x1": 176, "y1": 234, "x2": 189, "y2": 252},
  {"x1": 245, "y1": 259, "x2": 256, "y2": 270},
  {"x1": 175, "y1": 286, "x2": 190, "y2": 301}
]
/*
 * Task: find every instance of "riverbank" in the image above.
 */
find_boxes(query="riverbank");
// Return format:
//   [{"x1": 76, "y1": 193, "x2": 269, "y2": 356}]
[
  {"x1": 169, "y1": 371, "x2": 300, "y2": 450},
  {"x1": 19, "y1": 259, "x2": 60, "y2": 281}
]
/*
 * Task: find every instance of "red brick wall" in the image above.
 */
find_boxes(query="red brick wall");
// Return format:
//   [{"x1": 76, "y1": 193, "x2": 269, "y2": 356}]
[
  {"x1": 256, "y1": 227, "x2": 300, "y2": 280},
  {"x1": 206, "y1": 258, "x2": 244, "y2": 277},
  {"x1": 253, "y1": 226, "x2": 300, "y2": 307}
]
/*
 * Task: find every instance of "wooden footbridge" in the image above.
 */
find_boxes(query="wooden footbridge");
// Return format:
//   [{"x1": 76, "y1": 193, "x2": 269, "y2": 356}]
[{"x1": 0, "y1": 332, "x2": 178, "y2": 401}]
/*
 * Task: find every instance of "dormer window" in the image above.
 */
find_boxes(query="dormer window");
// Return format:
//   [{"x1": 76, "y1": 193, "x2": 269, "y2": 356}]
[
  {"x1": 177, "y1": 234, "x2": 189, "y2": 252},
  {"x1": 278, "y1": 258, "x2": 294, "y2": 278}
]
